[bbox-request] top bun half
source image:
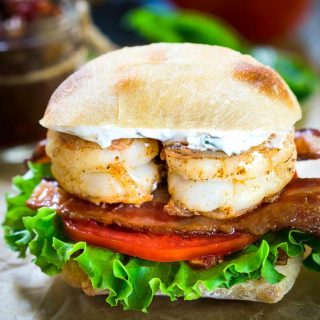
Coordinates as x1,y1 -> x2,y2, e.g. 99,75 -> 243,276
40,43 -> 301,132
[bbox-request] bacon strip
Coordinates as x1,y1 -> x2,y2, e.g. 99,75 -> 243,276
295,129 -> 320,160
28,140 -> 50,164
27,178 -> 320,238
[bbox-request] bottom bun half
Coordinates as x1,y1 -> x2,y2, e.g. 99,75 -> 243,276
61,256 -> 302,304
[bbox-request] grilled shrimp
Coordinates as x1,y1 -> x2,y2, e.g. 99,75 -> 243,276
46,131 -> 160,205
165,134 -> 295,181
165,133 -> 297,218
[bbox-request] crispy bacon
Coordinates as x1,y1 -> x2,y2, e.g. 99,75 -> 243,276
295,129 -> 320,160
28,140 -> 50,164
27,178 -> 320,238
188,255 -> 224,269
26,129 -> 320,240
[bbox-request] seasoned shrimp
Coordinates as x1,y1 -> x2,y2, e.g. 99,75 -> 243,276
165,133 -> 297,218
46,131 -> 160,205
165,133 -> 295,181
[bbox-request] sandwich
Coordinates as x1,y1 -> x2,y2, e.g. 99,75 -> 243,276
3,43 -> 320,312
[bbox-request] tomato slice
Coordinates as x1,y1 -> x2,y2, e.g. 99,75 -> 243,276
63,218 -> 258,262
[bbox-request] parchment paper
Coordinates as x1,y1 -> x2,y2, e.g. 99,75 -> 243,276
0,94 -> 320,320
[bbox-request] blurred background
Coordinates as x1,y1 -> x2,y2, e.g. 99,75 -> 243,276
0,0 -> 319,163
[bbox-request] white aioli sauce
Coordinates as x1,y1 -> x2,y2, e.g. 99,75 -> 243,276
50,125 -> 289,156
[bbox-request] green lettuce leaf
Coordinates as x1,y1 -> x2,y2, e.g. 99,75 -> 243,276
2,163 -> 320,311
250,47 -> 319,101
3,162 -> 52,257
125,8 -> 247,52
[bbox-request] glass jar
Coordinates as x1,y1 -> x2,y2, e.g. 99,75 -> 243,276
0,0 -> 87,147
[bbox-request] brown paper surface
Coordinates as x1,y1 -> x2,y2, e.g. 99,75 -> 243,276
1,94 -> 320,320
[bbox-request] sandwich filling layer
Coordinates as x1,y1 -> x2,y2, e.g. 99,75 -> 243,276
3,136 -> 320,311
49,125 -> 289,156
46,130 -> 296,219
46,131 -> 160,205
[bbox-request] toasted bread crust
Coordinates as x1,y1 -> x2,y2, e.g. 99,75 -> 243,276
41,43 -> 301,133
